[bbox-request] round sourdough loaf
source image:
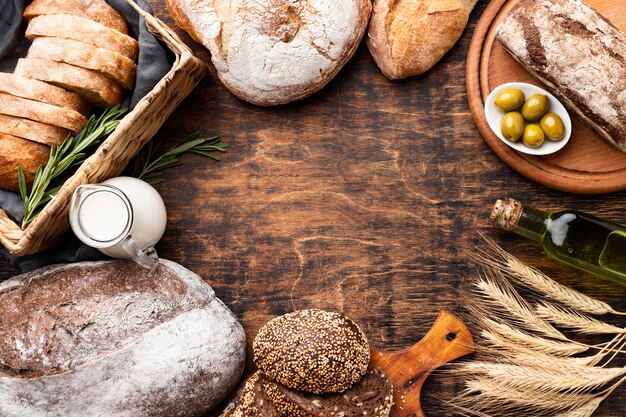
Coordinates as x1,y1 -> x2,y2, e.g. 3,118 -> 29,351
0,260 -> 246,417
166,0 -> 372,105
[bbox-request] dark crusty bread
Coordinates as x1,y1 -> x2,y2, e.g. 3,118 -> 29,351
0,134 -> 49,192
262,367 -> 394,417
28,37 -> 137,90
15,58 -> 123,108
496,0 -> 626,152
26,14 -> 139,62
220,372 -> 282,417
0,92 -> 87,133
253,309 -> 370,394
0,260 -> 246,417
0,114 -> 69,146
24,0 -> 129,34
0,73 -> 91,116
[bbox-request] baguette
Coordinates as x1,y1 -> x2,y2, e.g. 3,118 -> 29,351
28,37 -> 136,90
15,58 -> 123,108
0,73 -> 91,116
26,14 -> 139,62
0,114 -> 69,146
496,0 -> 626,152
0,134 -> 49,192
0,92 -> 87,132
24,0 -> 128,35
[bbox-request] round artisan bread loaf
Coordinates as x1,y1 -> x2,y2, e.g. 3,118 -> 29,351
367,0 -> 477,79
0,260 -> 246,417
166,0 -> 372,105
253,309 -> 370,394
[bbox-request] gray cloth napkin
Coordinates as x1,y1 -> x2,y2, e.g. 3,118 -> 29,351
0,0 -> 172,273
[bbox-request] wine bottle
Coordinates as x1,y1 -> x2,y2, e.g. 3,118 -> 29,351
490,198 -> 626,284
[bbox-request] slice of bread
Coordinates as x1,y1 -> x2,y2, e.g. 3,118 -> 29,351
24,0 -> 128,35
28,37 -> 136,90
15,58 -> 123,108
0,134 -> 50,192
26,14 -> 139,62
0,73 -> 91,116
0,92 -> 87,133
0,114 -> 69,146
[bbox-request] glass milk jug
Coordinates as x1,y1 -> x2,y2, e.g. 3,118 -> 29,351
69,177 -> 167,270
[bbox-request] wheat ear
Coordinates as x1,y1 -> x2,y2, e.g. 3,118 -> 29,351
551,398 -> 603,417
472,234 -> 626,315
475,272 -> 565,340
536,303 -> 626,335
459,362 -> 626,394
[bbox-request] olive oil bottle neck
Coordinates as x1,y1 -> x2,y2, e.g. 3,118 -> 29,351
490,198 -> 548,243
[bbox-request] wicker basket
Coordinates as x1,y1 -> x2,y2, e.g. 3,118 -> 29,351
0,0 -> 207,256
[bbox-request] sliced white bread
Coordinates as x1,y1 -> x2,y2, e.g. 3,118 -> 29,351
0,73 -> 91,116
15,58 -> 123,108
0,114 -> 69,146
0,134 -> 50,192
27,37 -> 136,90
24,0 -> 128,35
26,14 -> 139,62
0,92 -> 87,133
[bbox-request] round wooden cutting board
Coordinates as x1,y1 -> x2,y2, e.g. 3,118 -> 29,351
467,0 -> 626,194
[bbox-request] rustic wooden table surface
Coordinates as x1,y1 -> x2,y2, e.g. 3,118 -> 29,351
2,1 -> 626,415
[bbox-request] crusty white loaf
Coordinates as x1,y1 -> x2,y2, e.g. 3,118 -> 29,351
166,0 -> 372,106
367,0 -> 476,79
0,260 -> 246,417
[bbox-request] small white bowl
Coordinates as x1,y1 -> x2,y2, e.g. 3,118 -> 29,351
484,82 -> 572,156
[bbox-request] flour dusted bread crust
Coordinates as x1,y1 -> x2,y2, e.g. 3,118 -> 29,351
24,0 -> 129,34
0,134 -> 50,192
28,37 -> 137,90
367,0 -> 476,79
15,58 -> 123,108
26,14 -> 139,61
166,0 -> 372,105
0,260 -> 246,417
496,0 -> 626,153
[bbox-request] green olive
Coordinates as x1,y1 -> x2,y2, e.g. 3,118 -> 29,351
494,89 -> 526,112
523,124 -> 545,147
500,111 -> 524,142
521,94 -> 549,122
540,112 -> 565,141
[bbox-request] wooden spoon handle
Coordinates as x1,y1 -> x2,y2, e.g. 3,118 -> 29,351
371,310 -> 474,417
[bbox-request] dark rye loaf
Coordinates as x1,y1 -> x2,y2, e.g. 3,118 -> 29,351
0,260 -> 246,417
496,0 -> 626,152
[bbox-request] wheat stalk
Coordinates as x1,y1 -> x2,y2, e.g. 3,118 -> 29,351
459,362 -> 626,394
460,378 -> 595,413
536,303 -> 626,335
471,234 -> 625,315
475,272 -> 565,340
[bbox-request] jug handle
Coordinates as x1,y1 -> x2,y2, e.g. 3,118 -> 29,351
121,236 -> 160,272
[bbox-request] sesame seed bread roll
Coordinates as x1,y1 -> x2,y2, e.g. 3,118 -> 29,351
253,309 -> 370,394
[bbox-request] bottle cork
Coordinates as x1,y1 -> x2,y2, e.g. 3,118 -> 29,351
490,198 -> 523,231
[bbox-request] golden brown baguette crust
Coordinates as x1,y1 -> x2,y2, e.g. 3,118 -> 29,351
0,92 -> 87,133
27,38 -> 137,90
26,14 -> 139,62
0,134 -> 50,192
367,0 -> 476,79
15,58 -> 123,108
24,0 -> 128,34
0,73 -> 92,117
0,115 -> 69,146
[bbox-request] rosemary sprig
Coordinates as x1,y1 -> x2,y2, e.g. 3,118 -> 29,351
18,105 -> 127,228
131,131 -> 228,186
